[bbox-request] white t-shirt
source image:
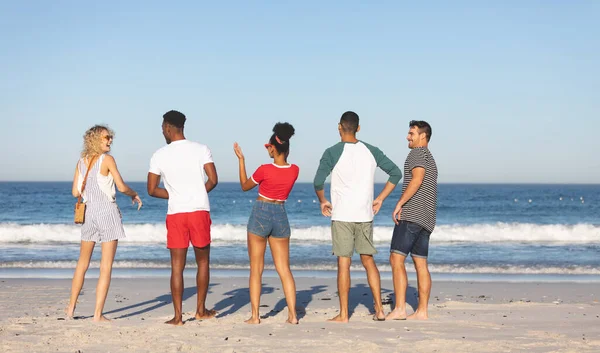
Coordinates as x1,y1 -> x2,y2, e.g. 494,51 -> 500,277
313,141 -> 401,222
149,140 -> 214,215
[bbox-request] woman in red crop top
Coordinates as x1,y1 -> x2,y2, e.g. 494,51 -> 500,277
233,122 -> 299,325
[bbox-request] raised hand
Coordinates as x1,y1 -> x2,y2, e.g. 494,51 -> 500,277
233,142 -> 245,160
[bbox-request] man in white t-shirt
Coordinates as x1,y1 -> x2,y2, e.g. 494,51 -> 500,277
147,110 -> 218,326
313,111 -> 402,323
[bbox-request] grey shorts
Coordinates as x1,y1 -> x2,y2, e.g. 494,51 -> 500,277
331,221 -> 377,257
81,203 -> 126,243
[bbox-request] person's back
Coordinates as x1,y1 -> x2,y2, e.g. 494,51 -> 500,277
150,140 -> 213,215
147,110 -> 218,326
313,111 -> 401,323
78,154 -> 116,206
321,140 -> 396,222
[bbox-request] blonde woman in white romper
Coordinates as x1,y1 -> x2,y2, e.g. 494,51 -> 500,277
67,125 -> 142,322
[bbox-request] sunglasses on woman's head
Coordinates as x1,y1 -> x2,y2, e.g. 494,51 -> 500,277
103,135 -> 114,141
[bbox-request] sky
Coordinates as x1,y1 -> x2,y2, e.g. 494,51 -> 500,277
0,1 -> 598,183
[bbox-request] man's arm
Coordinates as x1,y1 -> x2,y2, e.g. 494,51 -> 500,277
365,143 -> 402,214
314,148 -> 335,217
315,188 -> 332,217
204,162 -> 218,193
147,172 -> 169,199
392,167 -> 425,224
373,181 -> 397,215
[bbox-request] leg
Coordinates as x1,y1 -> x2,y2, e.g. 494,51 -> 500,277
269,236 -> 297,324
93,240 -> 118,322
193,245 -> 216,319
360,254 -> 385,320
66,241 -> 95,317
166,248 -> 188,325
408,256 -> 431,320
246,233 -> 267,324
328,256 -> 351,323
386,252 -> 408,320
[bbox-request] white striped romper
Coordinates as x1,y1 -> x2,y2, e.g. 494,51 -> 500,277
78,154 -> 126,242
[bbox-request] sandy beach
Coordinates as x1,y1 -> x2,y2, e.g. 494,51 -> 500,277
1,276 -> 599,352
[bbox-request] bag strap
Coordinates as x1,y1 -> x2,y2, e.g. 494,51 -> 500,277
77,155 -> 98,204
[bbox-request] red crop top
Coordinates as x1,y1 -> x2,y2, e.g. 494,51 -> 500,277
251,163 -> 299,201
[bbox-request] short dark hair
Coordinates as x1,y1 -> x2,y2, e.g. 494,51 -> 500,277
409,120 -> 432,141
340,111 -> 359,133
163,110 -> 186,129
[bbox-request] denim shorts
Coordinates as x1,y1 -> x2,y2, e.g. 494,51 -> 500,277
247,200 -> 291,238
390,221 -> 431,258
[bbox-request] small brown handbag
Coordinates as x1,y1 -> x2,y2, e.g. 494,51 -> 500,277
74,156 -> 97,224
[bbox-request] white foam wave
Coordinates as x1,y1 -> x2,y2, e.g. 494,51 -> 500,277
0,222 -> 598,244
2,261 -> 599,275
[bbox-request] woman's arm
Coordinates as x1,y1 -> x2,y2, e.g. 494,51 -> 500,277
72,162 -> 81,198
104,155 -> 143,209
233,143 -> 258,191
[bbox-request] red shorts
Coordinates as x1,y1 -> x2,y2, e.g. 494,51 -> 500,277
165,211 -> 211,249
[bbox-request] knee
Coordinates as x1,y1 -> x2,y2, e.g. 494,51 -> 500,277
99,262 -> 113,273
412,258 -> 429,271
196,258 -> 209,267
360,255 -> 374,267
337,257 -> 351,270
250,260 -> 264,273
390,254 -> 405,267
76,260 -> 91,271
274,263 -> 291,276
171,263 -> 186,274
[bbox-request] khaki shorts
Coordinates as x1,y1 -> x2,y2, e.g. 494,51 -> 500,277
331,221 -> 377,257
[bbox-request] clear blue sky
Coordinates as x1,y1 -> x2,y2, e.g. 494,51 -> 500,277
1,1 -> 598,183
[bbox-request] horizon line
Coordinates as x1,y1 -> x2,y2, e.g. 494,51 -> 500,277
1,181 -> 599,186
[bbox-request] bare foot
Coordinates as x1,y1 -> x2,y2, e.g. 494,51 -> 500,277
195,309 -> 217,320
92,315 -> 111,323
373,311 -> 386,321
286,317 -> 299,324
245,316 -> 260,324
385,308 -> 407,321
165,317 -> 184,326
327,314 -> 349,323
65,306 -> 75,319
407,310 -> 428,320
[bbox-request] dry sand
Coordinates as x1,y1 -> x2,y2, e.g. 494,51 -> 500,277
1,276 -> 599,352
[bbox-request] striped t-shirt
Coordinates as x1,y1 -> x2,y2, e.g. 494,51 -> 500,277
400,147 -> 438,232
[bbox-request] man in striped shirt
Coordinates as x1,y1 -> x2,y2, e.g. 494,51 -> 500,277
387,120 -> 438,321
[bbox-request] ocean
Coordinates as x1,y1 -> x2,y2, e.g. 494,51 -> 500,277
0,182 -> 599,282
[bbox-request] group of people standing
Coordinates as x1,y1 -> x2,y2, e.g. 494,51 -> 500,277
67,110 -> 438,326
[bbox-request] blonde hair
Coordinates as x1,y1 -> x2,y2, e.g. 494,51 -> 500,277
81,125 -> 115,158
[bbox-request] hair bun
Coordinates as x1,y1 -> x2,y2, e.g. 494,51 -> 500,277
273,122 -> 295,142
